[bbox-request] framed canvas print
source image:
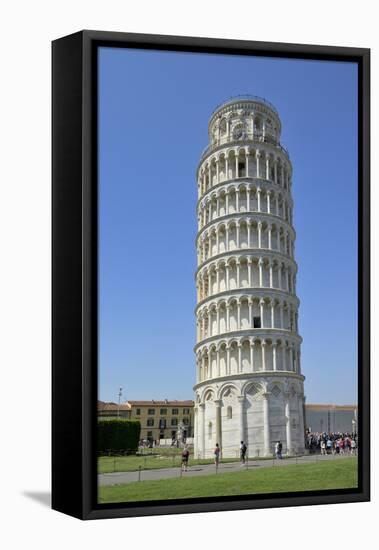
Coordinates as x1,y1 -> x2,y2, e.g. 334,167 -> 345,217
52,30 -> 370,520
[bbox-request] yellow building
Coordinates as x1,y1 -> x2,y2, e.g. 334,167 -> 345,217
127,400 -> 194,443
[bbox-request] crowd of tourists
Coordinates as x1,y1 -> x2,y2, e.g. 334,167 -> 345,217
306,431 -> 358,455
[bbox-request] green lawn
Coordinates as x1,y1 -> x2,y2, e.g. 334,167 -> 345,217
98,453 -> 242,473
98,457 -> 358,503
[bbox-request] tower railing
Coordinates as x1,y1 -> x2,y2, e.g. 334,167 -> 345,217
199,132 -> 290,163
210,95 -> 280,117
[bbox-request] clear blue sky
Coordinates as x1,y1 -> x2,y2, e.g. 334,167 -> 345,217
98,47 -> 358,405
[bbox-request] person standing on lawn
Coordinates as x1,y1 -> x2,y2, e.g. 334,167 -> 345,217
214,443 -> 221,467
181,445 -> 190,472
275,441 -> 283,459
240,441 -> 247,465
320,439 -> 326,455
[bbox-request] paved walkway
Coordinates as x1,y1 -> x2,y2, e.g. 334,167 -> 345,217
98,453 -> 352,486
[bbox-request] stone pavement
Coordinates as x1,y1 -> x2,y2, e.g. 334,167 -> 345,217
98,453 -> 352,486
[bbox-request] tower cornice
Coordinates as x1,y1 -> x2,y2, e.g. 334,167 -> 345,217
195,288 -> 300,313
196,178 -> 293,210
195,248 -> 298,276
193,371 -> 305,393
196,138 -> 291,179
195,211 -> 296,245
194,329 -> 303,352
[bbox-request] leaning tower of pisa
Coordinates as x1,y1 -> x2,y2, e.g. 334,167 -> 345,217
193,96 -> 306,459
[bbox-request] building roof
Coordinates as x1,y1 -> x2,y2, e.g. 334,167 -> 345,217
98,401 -> 355,411
127,400 -> 194,407
97,401 -> 131,411
305,404 -> 357,411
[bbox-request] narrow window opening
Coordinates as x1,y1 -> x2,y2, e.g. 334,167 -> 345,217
253,316 -> 261,328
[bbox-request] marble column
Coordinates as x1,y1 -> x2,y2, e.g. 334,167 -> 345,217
248,298 -> 253,326
194,407 -> 198,455
215,399 -> 222,451
260,299 -> 265,327
271,301 -> 275,328
256,151 -> 260,178
269,261 -> 273,287
248,259 -> 253,286
267,191 -> 271,214
199,403 -> 205,458
237,395 -> 245,444
289,345 -> 294,371
272,343 -> 277,371
282,343 -> 287,371
285,394 -> 292,455
261,340 -> 267,371
299,395 -> 306,450
263,392 -> 271,456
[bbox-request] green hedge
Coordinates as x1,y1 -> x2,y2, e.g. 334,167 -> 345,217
98,419 -> 141,453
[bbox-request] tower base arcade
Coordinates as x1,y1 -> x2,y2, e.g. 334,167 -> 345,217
194,374 -> 306,459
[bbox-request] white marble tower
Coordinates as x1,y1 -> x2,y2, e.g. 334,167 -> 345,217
193,96 -> 306,458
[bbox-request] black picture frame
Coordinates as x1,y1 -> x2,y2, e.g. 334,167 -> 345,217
52,30 -> 370,520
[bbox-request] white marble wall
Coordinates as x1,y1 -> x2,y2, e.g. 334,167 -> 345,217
194,377 -> 305,458
194,97 -> 305,459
